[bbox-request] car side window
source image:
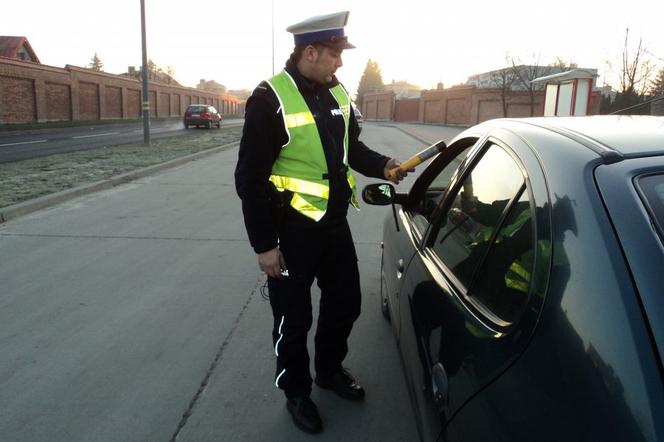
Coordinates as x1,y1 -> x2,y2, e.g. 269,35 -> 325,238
431,143 -> 534,322
637,174 -> 664,243
471,189 -> 534,323
411,147 -> 470,234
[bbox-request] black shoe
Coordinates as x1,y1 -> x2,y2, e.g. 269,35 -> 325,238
315,368 -> 365,401
286,396 -> 323,434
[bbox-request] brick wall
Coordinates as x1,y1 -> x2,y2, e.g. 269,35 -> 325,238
0,56 -> 245,124
79,81 -> 99,120
126,89 -> 141,118
0,75 -> 35,123
394,98 -> 419,122
419,86 -> 547,125
362,91 -> 395,120
171,93 -> 180,116
148,91 -> 157,118
45,82 -> 70,120
105,86 -> 122,118
422,98 -> 442,123
406,86 -> 602,126
365,85 -> 605,126
158,92 -> 169,116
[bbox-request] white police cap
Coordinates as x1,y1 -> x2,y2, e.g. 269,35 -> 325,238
286,11 -> 356,49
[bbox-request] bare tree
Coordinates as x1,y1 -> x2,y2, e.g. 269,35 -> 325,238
619,28 -> 654,96
509,54 -> 555,116
488,68 -> 516,117
608,28 -> 656,114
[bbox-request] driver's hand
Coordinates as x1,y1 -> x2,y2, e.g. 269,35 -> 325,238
384,158 -> 413,184
258,247 -> 287,278
448,208 -> 468,226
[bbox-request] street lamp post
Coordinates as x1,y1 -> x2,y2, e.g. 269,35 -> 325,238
140,0 -> 150,146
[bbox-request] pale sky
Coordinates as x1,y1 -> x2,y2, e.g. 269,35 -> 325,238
3,0 -> 663,97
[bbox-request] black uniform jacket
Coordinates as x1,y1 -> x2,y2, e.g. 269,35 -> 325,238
235,62 -> 390,254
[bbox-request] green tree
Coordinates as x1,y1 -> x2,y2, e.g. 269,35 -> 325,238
355,59 -> 385,109
166,66 -> 175,84
147,58 -> 159,80
88,53 -> 103,71
599,94 -> 614,114
650,67 -> 664,96
551,56 -> 578,70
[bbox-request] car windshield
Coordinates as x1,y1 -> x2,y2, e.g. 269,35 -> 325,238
637,173 -> 664,243
187,106 -> 207,113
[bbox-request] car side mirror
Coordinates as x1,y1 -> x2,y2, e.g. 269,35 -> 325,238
363,183 -> 402,232
362,183 -> 395,205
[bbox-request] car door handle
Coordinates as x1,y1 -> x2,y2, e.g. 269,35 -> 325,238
396,258 -> 404,278
431,362 -> 449,409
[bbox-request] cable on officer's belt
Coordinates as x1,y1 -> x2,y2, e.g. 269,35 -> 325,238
260,277 -> 270,300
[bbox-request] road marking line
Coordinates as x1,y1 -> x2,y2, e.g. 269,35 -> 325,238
0,139 -> 48,147
132,129 -> 175,133
72,132 -> 120,139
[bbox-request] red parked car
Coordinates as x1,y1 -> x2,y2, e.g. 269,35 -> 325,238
184,104 -> 221,129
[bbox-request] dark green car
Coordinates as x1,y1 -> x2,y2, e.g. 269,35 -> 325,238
364,116 -> 664,442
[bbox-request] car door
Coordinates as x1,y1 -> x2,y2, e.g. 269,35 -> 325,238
396,129 -> 552,441
382,137 -> 477,339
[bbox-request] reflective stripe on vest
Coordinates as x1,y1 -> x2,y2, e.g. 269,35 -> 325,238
269,175 -> 330,200
285,111 -> 315,129
265,70 -> 358,221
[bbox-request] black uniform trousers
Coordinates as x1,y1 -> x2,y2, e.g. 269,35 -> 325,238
267,211 -> 361,399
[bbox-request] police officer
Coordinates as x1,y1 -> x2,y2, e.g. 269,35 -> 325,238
235,11 -> 408,434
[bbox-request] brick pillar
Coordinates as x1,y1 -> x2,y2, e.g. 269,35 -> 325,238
121,87 -> 128,119
70,79 -> 80,121
154,87 -> 160,117
98,83 -> 106,119
34,78 -> 47,122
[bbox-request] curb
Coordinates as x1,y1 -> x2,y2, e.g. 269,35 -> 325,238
0,140 -> 240,224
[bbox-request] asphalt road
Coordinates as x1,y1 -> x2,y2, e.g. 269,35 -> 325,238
0,118 -> 244,163
0,123 -> 462,442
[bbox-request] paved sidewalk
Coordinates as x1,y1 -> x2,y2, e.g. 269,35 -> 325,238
0,124 -> 420,442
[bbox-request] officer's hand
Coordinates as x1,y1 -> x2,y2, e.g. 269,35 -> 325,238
384,158 -> 412,184
258,247 -> 287,279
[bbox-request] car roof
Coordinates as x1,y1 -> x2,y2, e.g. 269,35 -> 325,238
504,116 -> 664,161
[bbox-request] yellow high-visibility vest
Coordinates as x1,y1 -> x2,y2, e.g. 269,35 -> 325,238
266,70 -> 358,221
